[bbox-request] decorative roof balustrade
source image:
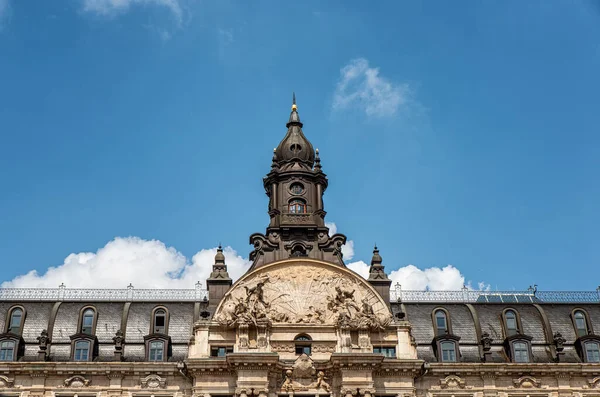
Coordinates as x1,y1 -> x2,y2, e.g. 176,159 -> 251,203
390,284 -> 600,304
0,283 -> 209,302
1,283 -> 598,304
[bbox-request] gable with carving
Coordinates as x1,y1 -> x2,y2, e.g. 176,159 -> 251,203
213,259 -> 392,330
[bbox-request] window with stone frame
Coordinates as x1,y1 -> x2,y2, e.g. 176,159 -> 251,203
210,346 -> 234,357
79,307 -> 97,335
295,334 -> 312,355
289,199 -> 307,214
373,346 -> 396,358
0,306 -> 26,362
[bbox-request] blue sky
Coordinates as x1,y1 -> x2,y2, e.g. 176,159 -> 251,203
0,0 -> 599,291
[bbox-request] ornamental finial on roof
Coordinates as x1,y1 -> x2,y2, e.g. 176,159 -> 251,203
292,92 -> 297,110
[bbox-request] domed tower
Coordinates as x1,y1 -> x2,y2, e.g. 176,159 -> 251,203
249,95 -> 347,269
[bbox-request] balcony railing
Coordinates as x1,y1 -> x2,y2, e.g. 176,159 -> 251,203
0,283 -> 208,302
389,284 -> 600,304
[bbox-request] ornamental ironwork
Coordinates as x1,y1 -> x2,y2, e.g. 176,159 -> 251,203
0,283 -> 208,302
390,284 -> 600,304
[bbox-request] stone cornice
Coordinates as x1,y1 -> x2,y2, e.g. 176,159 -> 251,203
331,353 -> 385,370
0,361 -> 182,375
426,362 -> 600,375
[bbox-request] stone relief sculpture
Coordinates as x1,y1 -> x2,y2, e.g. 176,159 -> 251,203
214,262 -> 391,330
280,354 -> 331,393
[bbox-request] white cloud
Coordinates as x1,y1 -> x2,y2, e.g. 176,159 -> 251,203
82,0 -> 183,25
326,222 -> 354,260
333,58 -> 409,117
1,237 -> 250,289
1,233 -> 481,292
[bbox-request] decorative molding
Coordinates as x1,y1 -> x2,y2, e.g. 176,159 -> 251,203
140,374 -> 167,389
588,376 -> 600,388
0,375 -> 15,388
63,375 -> 91,388
513,375 -> 541,388
440,375 -> 466,389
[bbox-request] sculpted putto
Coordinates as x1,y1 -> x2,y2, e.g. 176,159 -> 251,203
214,262 -> 391,330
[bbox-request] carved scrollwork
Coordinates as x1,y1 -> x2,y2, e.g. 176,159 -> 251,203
0,375 -> 15,388
140,374 -> 167,389
440,375 -> 466,389
63,375 -> 91,388
513,375 -> 541,388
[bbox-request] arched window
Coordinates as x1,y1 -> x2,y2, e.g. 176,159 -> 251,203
73,340 -> 91,361
504,309 -> 519,336
573,310 -> 590,337
7,307 -> 24,335
295,334 -> 312,355
153,308 -> 167,334
289,199 -> 307,214
80,308 -> 95,335
0,341 -> 15,361
434,309 -> 448,336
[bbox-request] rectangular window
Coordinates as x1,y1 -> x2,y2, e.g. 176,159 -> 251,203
74,340 -> 90,361
82,317 -> 93,335
295,345 -> 311,355
373,346 -> 396,358
513,341 -> 529,363
0,341 -> 15,361
211,346 -> 233,357
440,341 -> 456,362
585,342 -> 600,363
154,316 -> 165,334
149,341 -> 164,361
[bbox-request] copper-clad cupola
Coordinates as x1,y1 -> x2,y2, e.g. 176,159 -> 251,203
274,93 -> 315,170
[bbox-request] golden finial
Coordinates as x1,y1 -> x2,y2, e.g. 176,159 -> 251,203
291,92 -> 297,110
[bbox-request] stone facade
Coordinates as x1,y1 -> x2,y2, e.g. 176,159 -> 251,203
1,98 -> 599,396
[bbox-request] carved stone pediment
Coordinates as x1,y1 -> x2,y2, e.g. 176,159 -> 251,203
63,375 -> 91,388
214,259 -> 392,330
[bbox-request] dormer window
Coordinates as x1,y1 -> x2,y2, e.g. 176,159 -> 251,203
7,308 -> 23,335
503,309 -> 520,336
513,341 -> 529,363
73,340 -> 91,361
434,309 -> 448,336
289,199 -> 307,214
572,309 -> 591,337
585,341 -> 600,363
153,308 -> 167,334
81,308 -> 95,335
0,341 -> 16,361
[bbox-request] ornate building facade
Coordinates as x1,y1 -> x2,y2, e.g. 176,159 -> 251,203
1,98 -> 600,397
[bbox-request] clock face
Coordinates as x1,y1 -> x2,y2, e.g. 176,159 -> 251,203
290,183 -> 304,195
